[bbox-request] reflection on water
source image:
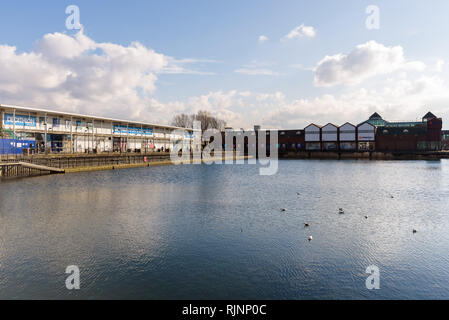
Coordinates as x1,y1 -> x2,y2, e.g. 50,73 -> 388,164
1,160 -> 449,299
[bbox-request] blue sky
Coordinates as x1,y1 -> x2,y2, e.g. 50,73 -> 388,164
1,1 -> 449,128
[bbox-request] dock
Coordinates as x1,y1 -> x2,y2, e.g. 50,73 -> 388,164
0,161 -> 65,178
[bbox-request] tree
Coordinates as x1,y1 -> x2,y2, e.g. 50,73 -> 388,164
171,113 -> 193,129
171,110 -> 226,132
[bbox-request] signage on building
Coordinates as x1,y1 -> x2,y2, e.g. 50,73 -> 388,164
4,114 -> 37,127
113,125 -> 153,136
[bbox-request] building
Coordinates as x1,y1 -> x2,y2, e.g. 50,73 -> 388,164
339,123 -> 357,151
357,122 -> 376,151
0,104 -> 196,154
442,130 -> 449,150
278,129 -> 305,152
304,124 -> 321,151
298,111 -> 442,154
321,123 -> 338,151
365,112 -> 442,152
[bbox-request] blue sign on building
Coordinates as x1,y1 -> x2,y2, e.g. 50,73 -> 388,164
113,125 -> 153,136
4,114 -> 37,127
0,139 -> 36,155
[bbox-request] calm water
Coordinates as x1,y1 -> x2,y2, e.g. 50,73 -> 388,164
1,160 -> 449,299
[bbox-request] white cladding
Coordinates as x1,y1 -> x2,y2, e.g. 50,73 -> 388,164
321,124 -> 338,141
339,123 -> 356,141
0,104 -> 194,153
357,122 -> 375,141
305,124 -> 321,142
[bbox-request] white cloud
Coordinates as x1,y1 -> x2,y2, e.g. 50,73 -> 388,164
258,35 -> 269,43
175,72 -> 449,129
234,61 -> 279,76
435,59 -> 445,72
282,24 -> 316,41
235,68 -> 279,76
0,30 -> 212,123
314,41 -> 426,87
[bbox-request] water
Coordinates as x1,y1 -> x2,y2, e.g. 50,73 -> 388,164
1,160 -> 449,299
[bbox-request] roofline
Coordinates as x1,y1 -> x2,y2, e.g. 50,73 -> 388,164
357,121 -> 376,128
322,122 -> 338,128
304,123 -> 322,129
0,103 -> 194,131
339,122 -> 356,128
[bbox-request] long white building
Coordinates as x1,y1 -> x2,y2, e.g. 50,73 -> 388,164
0,104 -> 196,154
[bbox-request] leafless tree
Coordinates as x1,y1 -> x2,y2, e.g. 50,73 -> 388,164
171,110 -> 226,132
171,113 -> 193,128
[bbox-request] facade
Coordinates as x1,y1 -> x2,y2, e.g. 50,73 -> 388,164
321,123 -> 338,151
0,104 -> 196,154
369,112 -> 442,152
278,130 -> 305,152
442,130 -> 449,150
339,123 -> 357,151
304,124 -> 321,151
357,122 -> 376,151
298,111 -> 442,153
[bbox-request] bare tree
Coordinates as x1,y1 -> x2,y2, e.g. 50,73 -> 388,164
171,110 -> 226,132
171,113 -> 193,128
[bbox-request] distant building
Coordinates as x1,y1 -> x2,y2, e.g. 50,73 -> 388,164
276,111 -> 443,154
0,104 -> 195,154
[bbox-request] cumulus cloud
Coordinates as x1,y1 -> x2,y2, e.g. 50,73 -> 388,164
282,24 -> 316,41
314,41 -> 426,87
177,72 -> 449,130
0,30 -> 212,123
258,35 -> 269,43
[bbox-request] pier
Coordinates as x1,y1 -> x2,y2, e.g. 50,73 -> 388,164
0,161 -> 64,178
0,152 -> 172,179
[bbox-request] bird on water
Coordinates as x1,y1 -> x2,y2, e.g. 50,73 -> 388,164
339,208 -> 345,214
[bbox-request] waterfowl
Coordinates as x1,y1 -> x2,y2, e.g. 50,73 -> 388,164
281,208 -> 287,212
308,236 -> 313,241
338,208 -> 345,214
413,229 -> 417,234
304,223 -> 310,227
365,216 -> 368,219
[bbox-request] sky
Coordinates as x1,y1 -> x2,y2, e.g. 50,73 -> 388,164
1,0 -> 449,129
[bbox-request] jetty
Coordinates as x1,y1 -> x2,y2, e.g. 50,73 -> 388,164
0,161 -> 65,178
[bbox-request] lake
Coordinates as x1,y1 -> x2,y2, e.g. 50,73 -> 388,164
1,160 -> 449,299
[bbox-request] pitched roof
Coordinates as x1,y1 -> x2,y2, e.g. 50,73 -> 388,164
422,111 -> 437,119
369,112 -> 383,120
